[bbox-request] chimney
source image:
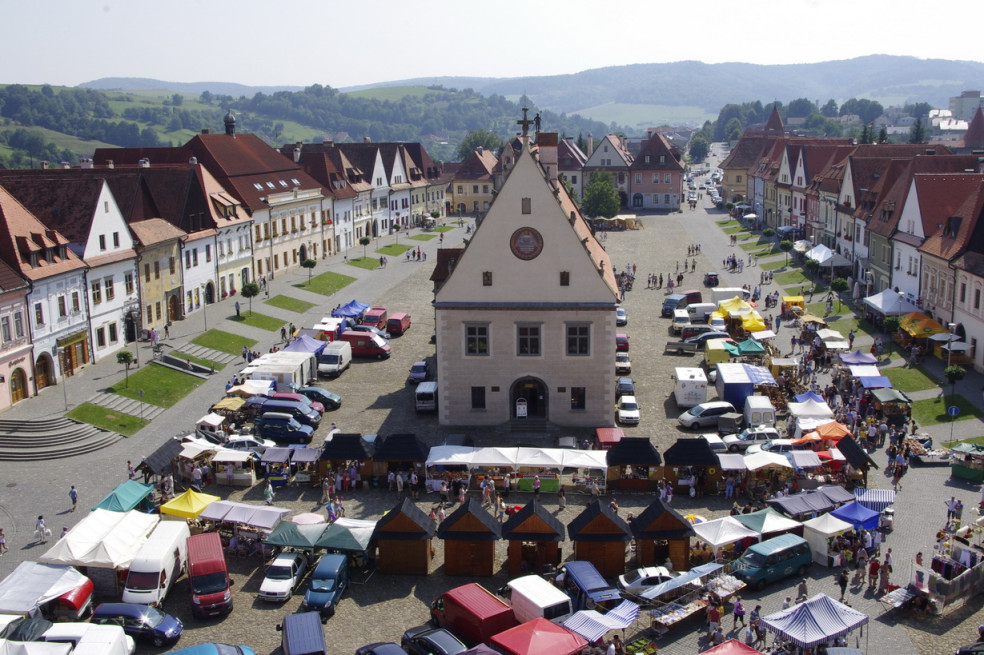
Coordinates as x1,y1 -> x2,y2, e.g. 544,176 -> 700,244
139,158 -> 150,168
189,156 -> 198,165
80,158 -> 93,169
61,162 -> 70,169
322,135 -> 333,145
477,146 -> 483,156
40,161 -> 48,169
106,160 -> 114,169
224,111 -> 236,137
293,147 -> 301,163
587,134 -> 594,157
363,136 -> 371,143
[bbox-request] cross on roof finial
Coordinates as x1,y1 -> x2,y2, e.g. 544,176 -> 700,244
517,107 -> 533,137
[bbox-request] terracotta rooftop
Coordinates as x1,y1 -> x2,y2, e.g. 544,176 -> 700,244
0,185 -> 86,281
630,131 -> 684,172
129,218 -> 186,248
963,107 -> 984,150
920,180 -> 984,261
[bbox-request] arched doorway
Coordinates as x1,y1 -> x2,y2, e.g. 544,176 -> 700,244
35,353 -> 55,389
240,267 -> 250,288
619,191 -> 628,207
124,312 -> 137,342
511,377 -> 547,419
204,282 -> 215,304
299,244 -> 308,263
168,295 -> 180,322
10,368 -> 27,403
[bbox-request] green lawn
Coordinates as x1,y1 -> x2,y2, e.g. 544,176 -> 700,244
294,271 -> 356,296
773,269 -> 813,287
433,226 -> 454,233
410,234 -> 437,241
174,351 -> 226,371
882,365 -> 940,392
947,436 -> 984,447
107,365 -> 206,408
67,402 -> 150,437
192,329 -> 257,356
736,233 -> 755,242
229,311 -> 283,331
760,260 -> 789,272
346,257 -> 380,271
265,295 -> 316,313
911,394 -> 984,427
717,220 -> 739,227
377,244 -> 412,256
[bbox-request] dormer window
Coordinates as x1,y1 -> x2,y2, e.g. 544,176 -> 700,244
29,253 -> 38,268
266,182 -> 275,189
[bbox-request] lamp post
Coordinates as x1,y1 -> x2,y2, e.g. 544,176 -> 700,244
201,283 -> 208,332
898,291 -> 905,336
55,346 -> 68,411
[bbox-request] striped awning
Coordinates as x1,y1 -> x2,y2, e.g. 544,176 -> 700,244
562,601 -> 638,643
854,488 -> 895,512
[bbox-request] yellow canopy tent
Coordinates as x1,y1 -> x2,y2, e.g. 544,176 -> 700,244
719,296 -> 753,315
741,311 -> 766,332
160,489 -> 220,519
800,314 -> 827,325
900,312 -> 946,337
782,296 -> 805,310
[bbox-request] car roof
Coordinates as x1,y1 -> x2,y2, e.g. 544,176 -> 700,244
272,552 -> 302,564
620,395 -> 637,403
94,603 -> 150,617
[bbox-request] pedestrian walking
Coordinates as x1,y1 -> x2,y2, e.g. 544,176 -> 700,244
60,527 -> 68,539
558,485 -> 566,510
533,475 -> 541,498
280,326 -> 287,342
164,323 -> 170,339
837,568 -> 849,601
733,597 -> 746,629
0,528 -> 8,554
127,460 -> 135,480
35,515 -> 49,544
69,485 -> 77,511
264,481 -> 275,505
234,301 -> 240,317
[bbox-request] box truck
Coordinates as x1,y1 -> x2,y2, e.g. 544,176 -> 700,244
430,583 -> 517,647
674,367 -> 708,408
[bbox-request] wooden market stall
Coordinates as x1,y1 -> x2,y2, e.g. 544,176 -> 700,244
135,438 -> 183,487
260,447 -> 294,487
662,438 -> 720,496
175,442 -> 215,487
290,447 -> 321,486
631,498 -> 694,572
319,433 -> 374,489
567,500 -> 631,577
436,497 -> 501,577
373,433 -> 431,491
501,499 -> 565,576
211,450 -> 257,487
950,442 -> 984,482
869,388 -> 912,427
606,438 -> 663,491
371,498 -> 436,575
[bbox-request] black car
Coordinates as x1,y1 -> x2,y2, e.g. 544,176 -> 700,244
957,643 -> 984,655
615,377 -> 636,398
91,602 -> 183,647
703,272 -> 719,287
356,644 -> 409,655
296,386 -> 342,411
401,625 -> 467,655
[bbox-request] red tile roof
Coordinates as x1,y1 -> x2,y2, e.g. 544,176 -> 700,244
919,179 -> 984,261
453,147 -> 498,181
0,185 -> 86,281
963,107 -> 984,150
629,131 -> 684,172
128,218 -> 186,248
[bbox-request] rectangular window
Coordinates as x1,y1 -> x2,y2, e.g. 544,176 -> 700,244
560,271 -> 570,286
35,303 -> 44,326
192,249 -> 198,266
146,305 -> 153,325
652,173 -> 659,184
566,324 -> 590,355
58,296 -> 67,317
472,185 -> 479,193
457,185 -> 463,194
109,323 -> 118,343
274,254 -> 280,269
664,173 -> 671,184
72,292 -> 80,313
664,194 -> 670,205
471,387 -> 486,410
571,387 -> 586,410
522,197 -> 532,214
976,289 -> 981,310
517,325 -> 540,356
14,312 -> 24,338
185,251 -> 192,269
125,273 -> 134,294
96,327 -> 106,348
155,302 -> 162,321
98,235 -> 106,251
205,245 -> 211,262
961,283 -> 967,303
113,232 -> 120,247
154,261 -> 160,280
465,324 -> 489,356
634,173 -> 641,184
91,280 -> 102,304
169,257 -> 175,274
144,263 -> 151,282
483,271 -> 493,286
104,277 -> 114,301
0,317 -> 10,342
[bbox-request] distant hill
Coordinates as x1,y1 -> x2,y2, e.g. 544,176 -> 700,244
80,77 -> 304,97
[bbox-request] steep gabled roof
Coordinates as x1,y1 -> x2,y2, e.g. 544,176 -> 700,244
285,144 -> 358,200
663,438 -> 717,467
720,134 -> 774,171
629,131 -> 684,172
453,147 -> 498,181
606,437 -> 662,466
567,500 -> 631,542
920,179 -> 984,261
0,172 -> 103,245
557,138 -> 587,171
429,247 -> 464,286
128,218 -> 186,248
372,497 -> 435,540
963,107 -> 984,150
584,134 -> 633,167
764,106 -> 785,133
911,173 -> 984,242
0,185 -> 86,281
319,433 -> 372,461
373,433 -> 430,462
631,499 -> 695,540
436,497 -> 501,541
501,499 -> 565,542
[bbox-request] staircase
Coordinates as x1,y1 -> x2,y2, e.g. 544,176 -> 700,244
0,417 -> 124,461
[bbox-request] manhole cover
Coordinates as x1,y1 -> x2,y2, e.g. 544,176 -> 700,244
6,483 -> 15,488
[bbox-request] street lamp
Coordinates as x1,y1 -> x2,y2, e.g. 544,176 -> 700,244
54,346 -> 68,411
201,283 -> 208,332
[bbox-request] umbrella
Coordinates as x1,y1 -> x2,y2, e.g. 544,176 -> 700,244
685,514 -> 708,524
800,313 -> 826,325
290,513 -> 327,525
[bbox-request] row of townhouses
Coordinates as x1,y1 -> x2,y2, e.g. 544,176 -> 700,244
719,107 -> 984,372
0,113 -> 447,411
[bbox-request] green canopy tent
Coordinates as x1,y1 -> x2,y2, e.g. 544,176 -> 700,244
92,480 -> 155,512
732,507 -> 803,540
723,339 -> 765,357
316,518 -> 376,553
264,522 -> 327,551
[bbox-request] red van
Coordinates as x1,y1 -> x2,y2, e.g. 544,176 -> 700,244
362,306 -> 388,329
386,312 -> 411,336
339,330 -> 392,359
430,583 -> 517,647
187,532 -> 233,618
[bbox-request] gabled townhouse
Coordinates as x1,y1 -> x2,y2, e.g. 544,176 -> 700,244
0,186 -> 88,392
400,143 -> 447,224
557,137 -> 588,200
850,158 -> 910,291
582,134 -> 633,206
719,130 -> 778,206
792,143 -> 854,241
335,142 -> 393,235
0,171 -> 139,362
449,146 -> 498,215
376,143 -> 413,230
805,157 -> 850,250
628,130 -> 685,211
0,258 -> 32,410
130,219 -> 186,335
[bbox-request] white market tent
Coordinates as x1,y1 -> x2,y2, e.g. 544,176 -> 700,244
691,516 -> 759,548
788,399 -> 834,419
789,451 -> 823,469
863,289 -> 919,316
816,329 -> 844,341
425,446 -> 607,472
848,365 -> 881,378
198,500 -> 290,530
761,593 -> 868,648
40,509 -> 158,570
0,641 -> 72,655
791,417 -> 835,439
806,244 -> 852,268
751,330 -> 777,341
0,562 -> 89,617
716,453 -> 747,471
744,451 -> 793,471
802,513 -> 854,566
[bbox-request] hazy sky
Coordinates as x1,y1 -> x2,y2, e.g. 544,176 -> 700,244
5,0 -> 982,88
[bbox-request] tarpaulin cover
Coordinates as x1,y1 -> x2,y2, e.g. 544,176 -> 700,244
562,600 -> 640,641
751,330 -> 776,341
853,489 -> 896,512
91,480 -> 154,512
860,376 -> 891,389
638,562 -> 723,600
768,493 -> 833,517
848,365 -> 880,378
716,453 -> 747,471
794,391 -> 824,402
490,617 -> 588,655
264,522 -> 328,550
761,593 -> 868,648
331,299 -> 369,319
744,451 -> 792,471
733,509 -> 801,536
0,562 -> 89,617
863,289 -> 918,316
789,451 -> 822,468
283,334 -> 326,356
831,502 -> 880,530
316,518 -> 377,552
788,399 -> 834,419
160,489 -> 220,519
703,639 -> 766,655
692,517 -> 759,548
839,350 -> 878,365
40,509 -> 159,569
741,312 -> 766,332
900,312 -> 946,337
199,501 -> 290,530
802,513 -> 853,537
724,339 -> 765,356
816,486 -> 856,505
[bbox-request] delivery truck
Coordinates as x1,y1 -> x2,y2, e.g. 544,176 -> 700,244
674,367 -> 708,408
317,341 -> 352,378
430,583 -> 517,647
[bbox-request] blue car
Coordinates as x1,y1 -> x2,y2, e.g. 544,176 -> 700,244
169,645 -> 256,655
91,602 -> 183,647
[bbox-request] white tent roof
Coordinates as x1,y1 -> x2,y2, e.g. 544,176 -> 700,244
0,641 -> 72,655
744,451 -> 793,471
515,447 -> 565,468
0,562 -> 89,616
39,509 -> 159,569
716,453 -> 747,471
791,417 -> 835,439
806,244 -> 851,267
788,399 -> 834,419
425,445 -> 476,467
848,365 -> 880,378
789,450 -> 823,469
802,513 -> 853,537
210,450 -> 253,463
196,412 -> 225,428
816,329 -> 844,341
751,330 -> 777,341
425,446 -> 608,472
692,516 -> 760,547
863,289 -> 919,316
227,378 -> 274,397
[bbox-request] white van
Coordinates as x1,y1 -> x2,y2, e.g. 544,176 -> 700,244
713,287 -> 752,304
42,623 -> 135,655
505,575 -> 572,624
686,303 -> 717,323
671,309 -> 691,334
744,395 -> 776,427
415,381 -> 438,413
674,367 -> 708,408
122,521 -> 190,606
318,341 -> 352,378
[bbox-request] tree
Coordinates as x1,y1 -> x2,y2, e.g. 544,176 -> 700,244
882,315 -> 900,335
456,129 -> 503,160
171,93 -> 183,107
830,277 -> 849,311
859,124 -> 872,145
878,126 -> 889,144
725,117 -> 744,142
359,236 -> 371,258
116,351 -> 134,388
945,364 -> 967,407
908,118 -> 925,144
301,258 -> 316,282
821,99 -> 839,118
580,171 -> 620,218
762,227 -> 776,238
199,90 -> 213,105
804,258 -> 821,279
240,282 -> 260,315
778,239 -> 794,266
787,98 -> 817,118
689,134 -> 709,162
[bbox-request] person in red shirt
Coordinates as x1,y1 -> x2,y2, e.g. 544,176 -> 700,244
868,558 -> 881,588
706,602 -> 721,637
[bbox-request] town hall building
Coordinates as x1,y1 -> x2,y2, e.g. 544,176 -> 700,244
433,119 -> 620,429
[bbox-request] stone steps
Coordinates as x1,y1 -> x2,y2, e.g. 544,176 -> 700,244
0,417 -> 123,461
178,344 -> 239,365
88,391 -> 166,420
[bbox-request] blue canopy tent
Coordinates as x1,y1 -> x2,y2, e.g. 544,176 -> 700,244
332,300 -> 369,319
794,391 -> 825,403
283,334 -> 326,356
859,376 -> 892,389
839,350 -> 878,365
830,501 -> 879,530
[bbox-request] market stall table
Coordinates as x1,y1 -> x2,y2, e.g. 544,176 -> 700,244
606,438 -> 662,490
260,447 -> 294,487
211,450 -> 257,487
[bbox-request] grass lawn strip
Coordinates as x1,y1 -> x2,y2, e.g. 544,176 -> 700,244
948,436 -> 984,447
174,351 -> 226,371
192,329 -> 257,356
294,271 -> 356,296
760,260 -> 789,272
723,226 -> 747,234
229,311 -> 283,331
67,402 -> 149,437
377,244 -> 412,256
773,269 -> 813,287
108,365 -> 206,408
882,365 -> 940,392
346,257 -> 380,271
910,394 -> 984,427
409,234 -> 437,241
264,295 -> 315,313
433,226 -> 454,233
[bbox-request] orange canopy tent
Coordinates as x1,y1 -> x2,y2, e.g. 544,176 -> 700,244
899,312 -> 947,337
796,422 -> 853,445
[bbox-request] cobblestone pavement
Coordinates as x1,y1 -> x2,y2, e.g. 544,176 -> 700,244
1,148 -> 984,653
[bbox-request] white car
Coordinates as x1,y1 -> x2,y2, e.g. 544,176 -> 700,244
615,352 -> 632,375
618,566 -> 678,595
258,553 -> 308,602
723,426 -> 782,452
616,396 -> 640,425
223,435 -> 277,453
616,307 -> 628,326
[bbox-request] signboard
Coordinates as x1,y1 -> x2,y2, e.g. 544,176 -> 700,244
948,405 -> 960,418
515,398 -> 528,418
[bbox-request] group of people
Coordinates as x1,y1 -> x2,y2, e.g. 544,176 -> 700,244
386,468 -> 422,500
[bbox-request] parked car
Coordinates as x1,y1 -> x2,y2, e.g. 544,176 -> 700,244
615,377 -> 636,398
349,324 -> 390,340
615,333 -> 630,351
271,392 -> 325,415
296,386 -> 342,411
357,644 -> 409,655
617,567 -> 679,596
723,426 -> 782,452
684,331 -> 731,348
615,307 -> 628,326
169,646 -> 255,655
615,352 -> 632,375
616,396 -> 640,425
956,643 -> 984,655
703,272 -> 719,287
407,361 -> 430,384
678,401 -> 736,429
300,553 -> 349,619
258,553 -> 308,602
91,602 -> 183,648
223,435 -> 276,453
253,414 -> 314,445
401,625 -> 467,655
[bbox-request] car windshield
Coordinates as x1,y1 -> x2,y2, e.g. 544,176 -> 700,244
267,564 -> 293,580
741,551 -> 767,568
191,572 -> 228,595
140,607 -> 165,627
411,365 -> 426,374
622,569 -> 644,584
311,578 -> 336,592
620,401 -> 638,411
214,646 -> 244,655
125,571 -> 161,591
690,406 -> 705,416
